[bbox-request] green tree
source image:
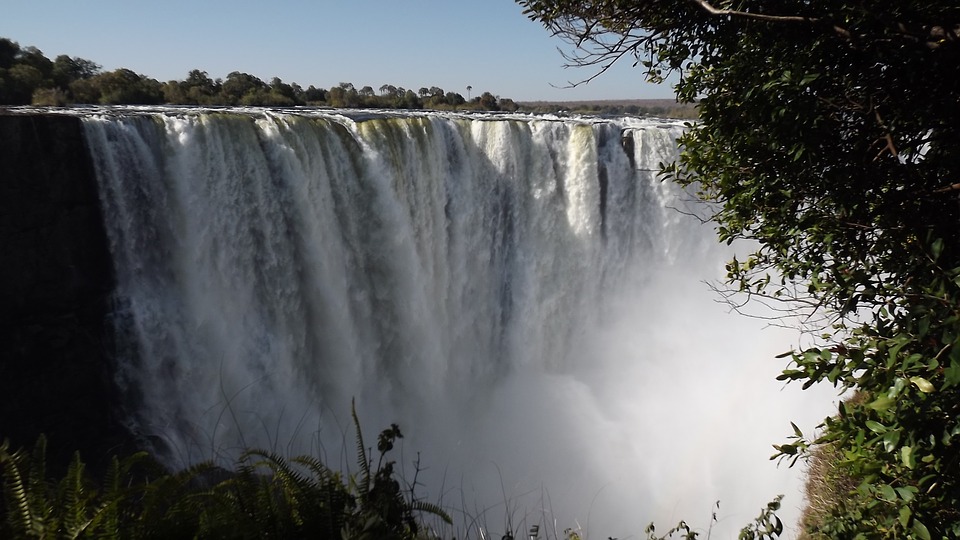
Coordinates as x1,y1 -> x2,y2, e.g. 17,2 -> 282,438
423,87 -> 447,108
1,64 -> 43,104
478,91 -> 499,110
326,85 -> 346,107
92,68 -> 163,104
15,46 -> 53,80
0,38 -> 19,69
220,71 -> 267,105
303,85 -> 326,103
331,82 -> 360,107
443,91 -> 465,106
519,1 -> 960,538
268,76 -> 300,105
69,76 -> 102,104
51,54 -> 101,89
181,69 -> 220,104
398,89 -> 422,109
0,42 -> 54,104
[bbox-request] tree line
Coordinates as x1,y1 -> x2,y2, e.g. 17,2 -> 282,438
0,37 -> 519,111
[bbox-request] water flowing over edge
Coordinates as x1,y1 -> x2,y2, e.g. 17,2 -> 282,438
69,106 -> 835,538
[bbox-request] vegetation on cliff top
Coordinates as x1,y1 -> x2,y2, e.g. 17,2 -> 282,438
0,36 -> 695,117
0,36 -> 519,112
520,0 -> 960,537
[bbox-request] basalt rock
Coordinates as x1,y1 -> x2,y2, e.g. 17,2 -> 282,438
0,112 -> 130,472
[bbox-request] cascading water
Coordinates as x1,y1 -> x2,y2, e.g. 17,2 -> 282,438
79,107 -> 835,538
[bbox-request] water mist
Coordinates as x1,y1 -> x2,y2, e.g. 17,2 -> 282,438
81,107 -> 837,539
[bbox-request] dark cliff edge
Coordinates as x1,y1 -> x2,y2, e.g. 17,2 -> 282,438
0,112 -> 132,471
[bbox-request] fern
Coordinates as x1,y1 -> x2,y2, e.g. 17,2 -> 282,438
132,458 -> 218,539
351,399 -> 371,500
210,458 -> 288,538
291,454 -> 355,538
26,435 -> 54,536
243,449 -> 311,527
85,454 -> 124,540
410,500 -> 453,525
2,413 -> 448,540
57,451 -> 93,539
1,439 -> 34,537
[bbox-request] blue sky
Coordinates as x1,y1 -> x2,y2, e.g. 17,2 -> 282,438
2,0 -> 676,102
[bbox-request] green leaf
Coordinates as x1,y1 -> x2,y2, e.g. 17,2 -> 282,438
868,394 -> 896,411
910,376 -> 935,393
901,446 -> 916,469
895,486 -> 916,503
943,358 -> 960,389
888,340 -> 908,368
775,443 -> 797,455
866,420 -> 888,434
931,238 -> 944,260
899,506 -> 911,528
878,483 -> 897,502
913,519 -> 931,540
883,430 -> 901,452
891,377 -> 906,397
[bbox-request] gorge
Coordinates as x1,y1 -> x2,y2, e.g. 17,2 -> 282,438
1,107 -> 836,538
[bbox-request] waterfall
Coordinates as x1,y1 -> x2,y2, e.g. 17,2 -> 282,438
81,107 -> 834,538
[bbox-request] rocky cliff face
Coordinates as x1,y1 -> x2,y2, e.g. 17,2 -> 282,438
0,112 -> 130,470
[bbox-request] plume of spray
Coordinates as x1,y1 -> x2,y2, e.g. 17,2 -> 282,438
81,107 -> 839,539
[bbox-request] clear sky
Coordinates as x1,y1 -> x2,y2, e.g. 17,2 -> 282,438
1,0 -> 676,102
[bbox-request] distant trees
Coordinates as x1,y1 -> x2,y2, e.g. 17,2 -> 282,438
478,91 -> 498,110
220,71 -> 266,105
327,82 -> 359,108
302,85 -> 325,103
3,64 -> 45,104
0,38 -> 18,69
94,69 -> 163,105
0,36 -> 516,111
0,38 -> 104,105
52,55 -> 100,88
162,69 -> 221,105
441,91 -> 466,107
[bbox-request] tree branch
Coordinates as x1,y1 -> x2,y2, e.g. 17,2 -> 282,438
689,0 -> 814,24
688,0 -> 852,38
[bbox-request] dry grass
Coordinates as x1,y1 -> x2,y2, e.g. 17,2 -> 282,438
798,442 -> 859,539
797,392 -> 866,539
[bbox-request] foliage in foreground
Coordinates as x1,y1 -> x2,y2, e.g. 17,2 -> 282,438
0,429 -> 798,540
519,0 -> 960,538
0,405 -> 450,539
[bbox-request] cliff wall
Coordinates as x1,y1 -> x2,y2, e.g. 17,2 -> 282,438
0,113 -> 129,469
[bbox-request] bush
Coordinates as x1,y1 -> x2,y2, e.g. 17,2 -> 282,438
0,403 -> 450,539
31,87 -> 67,107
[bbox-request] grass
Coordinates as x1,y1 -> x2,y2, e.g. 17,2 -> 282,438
796,392 -> 865,540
